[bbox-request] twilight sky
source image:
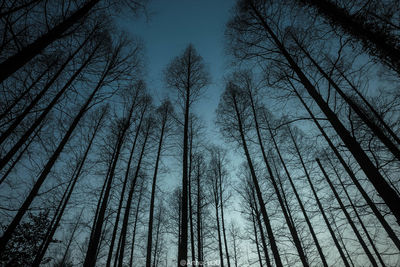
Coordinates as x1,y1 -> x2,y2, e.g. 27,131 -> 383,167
119,0 -> 237,132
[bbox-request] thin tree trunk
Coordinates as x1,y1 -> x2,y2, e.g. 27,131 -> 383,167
218,161 -> 231,267
334,64 -> 400,146
32,116 -> 100,266
248,90 -> 309,267
251,188 -> 272,267
178,51 -> 191,267
327,156 -> 387,267
282,127 -> 329,267
251,211 -> 264,267
0,121 -> 44,185
290,136 -> 351,267
60,208 -> 84,266
188,122 -> 196,263
0,58 -> 57,122
316,158 -> 378,267
0,0 -> 100,83
83,115 -> 130,266
231,91 -> 283,267
106,101 -> 146,267
145,105 -> 168,267
196,156 -> 203,264
214,179 -> 225,267
117,121 -> 151,267
249,3 -> 400,223
128,177 -> 145,267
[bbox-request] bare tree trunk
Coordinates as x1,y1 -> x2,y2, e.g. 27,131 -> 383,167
334,65 -> 400,146
214,176 -> 225,267
107,101 -> 146,267
231,91 -> 283,267
251,211 -> 264,267
145,102 -> 169,267
0,58 -> 57,122
316,158 -> 378,267
251,188 -> 272,267
128,177 -> 145,267
188,121 -> 196,263
178,56 -> 190,267
196,155 -> 203,264
117,120 -> 151,267
282,127 -> 329,267
248,89 -> 309,267
0,0 -> 100,83
249,3 -> 400,223
327,157 -> 387,267
290,134 -> 351,267
218,162 -> 231,267
60,208 -> 84,266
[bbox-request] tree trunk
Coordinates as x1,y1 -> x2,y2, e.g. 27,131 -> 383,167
248,90 -> 309,267
328,156 -> 387,267
251,211 -> 264,267
290,135 -> 351,267
251,188 -> 272,267
0,31 -> 94,150
32,107 -> 104,266
128,177 -> 145,267
117,120 -> 151,267
0,0 -> 100,83
214,178 -> 225,267
218,161 -> 231,267
178,52 -> 191,267
107,101 -> 146,267
316,158 -> 378,267
231,91 -> 283,267
145,105 -> 168,267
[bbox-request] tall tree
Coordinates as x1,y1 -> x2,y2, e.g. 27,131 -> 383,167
217,84 -> 283,267
164,44 -> 209,266
145,100 -> 173,267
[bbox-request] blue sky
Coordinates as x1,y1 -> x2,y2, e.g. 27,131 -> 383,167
119,0 -> 237,131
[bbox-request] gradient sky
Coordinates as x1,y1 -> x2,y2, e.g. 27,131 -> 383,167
119,0 -> 237,132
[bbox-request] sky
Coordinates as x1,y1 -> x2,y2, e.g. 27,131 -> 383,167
118,0 -> 237,132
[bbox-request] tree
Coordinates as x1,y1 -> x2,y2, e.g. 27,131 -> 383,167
164,44 -> 209,266
216,83 -> 283,267
145,100 -> 173,267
